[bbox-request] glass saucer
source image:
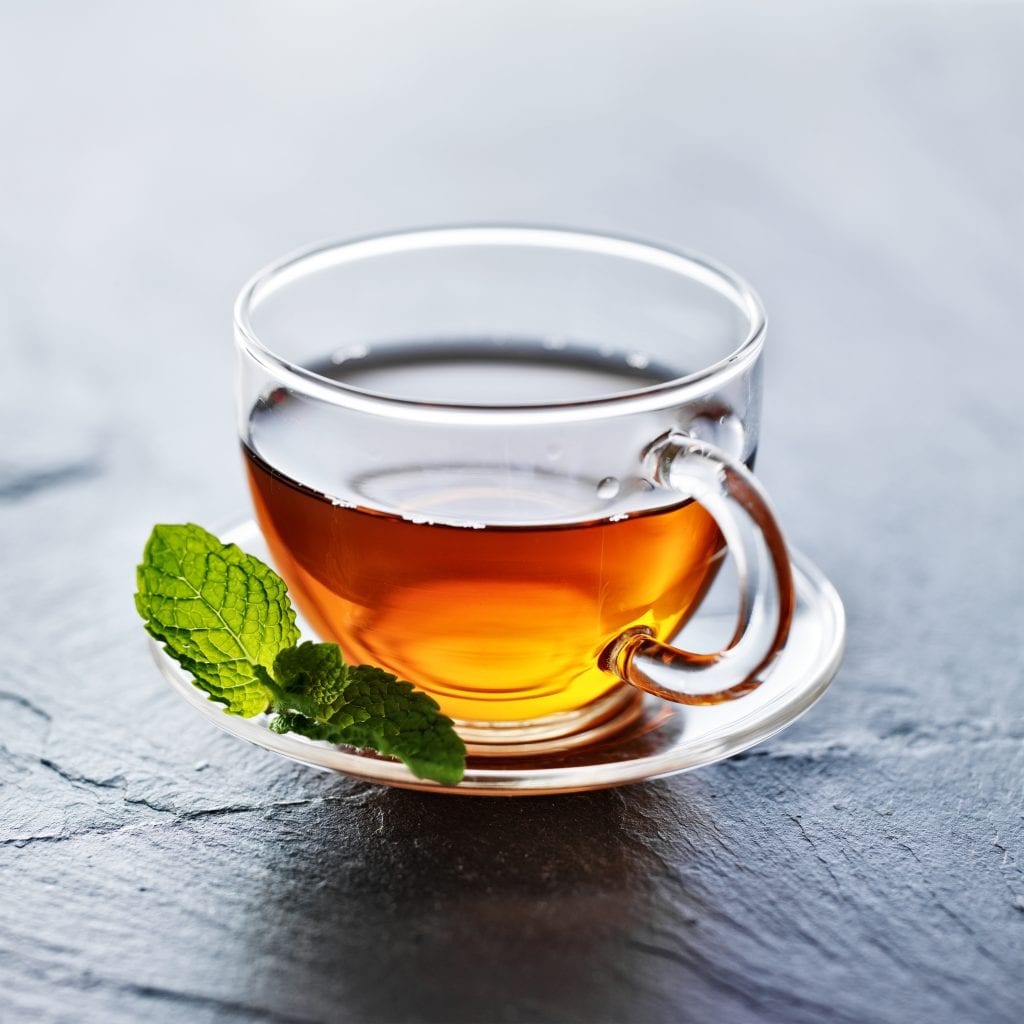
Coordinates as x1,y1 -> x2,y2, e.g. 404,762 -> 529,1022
150,519 -> 845,796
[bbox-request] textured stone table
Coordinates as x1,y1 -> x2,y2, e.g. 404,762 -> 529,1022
2,3 -> 1022,1022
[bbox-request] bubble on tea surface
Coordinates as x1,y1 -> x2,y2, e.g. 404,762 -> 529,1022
626,351 -> 650,370
597,477 -> 620,499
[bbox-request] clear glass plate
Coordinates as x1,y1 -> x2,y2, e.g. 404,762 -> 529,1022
150,519 -> 845,796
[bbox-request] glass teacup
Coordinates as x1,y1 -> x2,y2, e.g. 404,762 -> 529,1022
234,227 -> 793,746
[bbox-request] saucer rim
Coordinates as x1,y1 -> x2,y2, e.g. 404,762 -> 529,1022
149,519 -> 845,796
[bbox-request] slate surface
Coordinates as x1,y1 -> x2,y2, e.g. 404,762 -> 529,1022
2,3 -> 1022,1022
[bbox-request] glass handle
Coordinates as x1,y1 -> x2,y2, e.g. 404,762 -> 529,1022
600,431 -> 796,705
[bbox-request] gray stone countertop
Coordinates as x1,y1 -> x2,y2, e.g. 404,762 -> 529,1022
2,3 -> 1022,1022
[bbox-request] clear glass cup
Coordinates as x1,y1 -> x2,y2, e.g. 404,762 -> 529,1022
234,227 -> 794,747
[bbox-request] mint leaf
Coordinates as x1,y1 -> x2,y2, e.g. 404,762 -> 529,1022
137,524 -> 466,784
336,664 -> 466,786
136,523 -> 298,715
267,643 -> 466,785
269,642 -> 355,728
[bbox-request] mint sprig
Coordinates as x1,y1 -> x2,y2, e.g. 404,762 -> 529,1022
136,523 -> 466,785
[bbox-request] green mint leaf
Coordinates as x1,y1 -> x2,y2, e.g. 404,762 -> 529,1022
135,523 -> 299,716
269,642 -> 355,728
268,654 -> 466,785
137,523 -> 466,784
331,664 -> 466,786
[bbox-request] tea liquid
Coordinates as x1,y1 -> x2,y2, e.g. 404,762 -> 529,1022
245,450 -> 724,723
244,341 -> 730,722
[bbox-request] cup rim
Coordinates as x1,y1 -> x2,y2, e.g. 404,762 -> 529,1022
233,225 -> 766,424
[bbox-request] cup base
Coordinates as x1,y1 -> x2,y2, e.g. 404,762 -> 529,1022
454,683 -> 645,757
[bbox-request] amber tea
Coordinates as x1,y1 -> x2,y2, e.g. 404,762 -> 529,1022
242,340 -> 733,723
246,446 -> 725,722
